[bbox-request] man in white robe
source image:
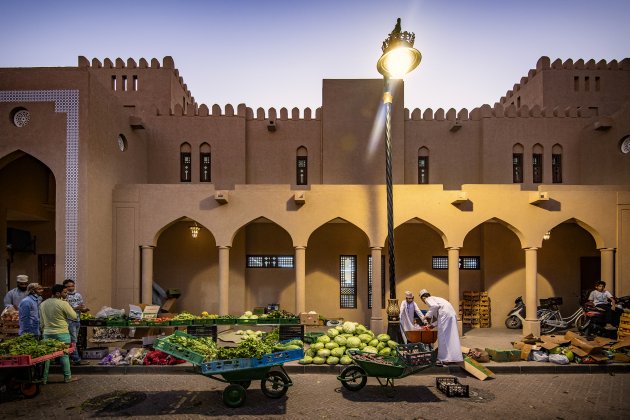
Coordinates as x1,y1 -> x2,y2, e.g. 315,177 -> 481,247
419,289 -> 463,363
399,291 -> 424,343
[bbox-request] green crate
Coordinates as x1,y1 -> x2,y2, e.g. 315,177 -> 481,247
107,320 -> 128,326
169,320 -> 193,326
197,318 -> 216,325
256,318 -> 281,325
128,320 -> 149,327
154,331 -> 206,365
236,318 -> 258,325
215,317 -> 236,325
280,317 -> 300,324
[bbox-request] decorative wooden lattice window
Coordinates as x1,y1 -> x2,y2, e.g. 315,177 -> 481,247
340,256 -> 357,308
418,147 -> 429,184
552,144 -> 562,184
432,256 -> 481,270
368,255 -> 385,309
180,142 -> 192,182
532,144 -> 543,183
297,147 -> 308,185
200,142 -> 211,182
246,255 -> 294,268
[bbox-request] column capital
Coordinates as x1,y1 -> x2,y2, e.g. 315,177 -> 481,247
140,245 -> 155,249
370,246 -> 383,251
294,245 -> 306,250
218,245 -> 231,250
524,247 -> 539,251
598,248 -> 616,252
447,246 -> 461,251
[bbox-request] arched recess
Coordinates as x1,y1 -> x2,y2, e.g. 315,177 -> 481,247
417,147 -> 429,184
461,217 -> 525,322
296,146 -> 308,185
153,217 -> 217,315
0,150 -> 57,292
538,218 -> 600,310
180,142 -> 192,182
512,143 -> 524,183
307,218 -> 371,325
233,216 -> 295,315
393,217 -> 447,303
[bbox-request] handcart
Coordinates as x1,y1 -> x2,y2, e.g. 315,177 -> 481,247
155,331 -> 303,408
337,329 -> 437,394
0,344 -> 74,399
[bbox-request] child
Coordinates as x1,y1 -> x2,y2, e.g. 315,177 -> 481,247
587,281 -> 616,329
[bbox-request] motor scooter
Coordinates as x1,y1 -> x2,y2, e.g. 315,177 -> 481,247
505,296 -> 526,329
579,295 -> 630,338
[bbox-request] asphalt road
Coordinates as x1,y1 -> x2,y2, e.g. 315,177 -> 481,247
0,370 -> 627,419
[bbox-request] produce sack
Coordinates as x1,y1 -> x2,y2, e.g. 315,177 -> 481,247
529,350 -> 549,362
467,348 -> 490,363
96,306 -> 125,319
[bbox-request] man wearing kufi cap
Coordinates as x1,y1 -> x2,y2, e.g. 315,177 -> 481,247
19,282 -> 44,337
399,291 -> 425,343
3,274 -> 30,310
419,289 -> 463,364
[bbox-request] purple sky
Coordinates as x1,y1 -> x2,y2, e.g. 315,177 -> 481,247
1,0 -> 628,113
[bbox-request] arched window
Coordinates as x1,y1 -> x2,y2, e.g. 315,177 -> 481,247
532,143 -> 543,183
418,147 -> 429,184
296,146 -> 308,185
200,143 -> 211,182
552,144 -> 562,184
180,142 -> 191,182
512,143 -> 524,183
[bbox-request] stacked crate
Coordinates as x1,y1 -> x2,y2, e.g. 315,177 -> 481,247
618,313 -> 630,340
459,291 -> 491,328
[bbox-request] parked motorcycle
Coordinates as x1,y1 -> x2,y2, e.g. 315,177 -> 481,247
505,296 -> 526,329
579,295 -> 630,338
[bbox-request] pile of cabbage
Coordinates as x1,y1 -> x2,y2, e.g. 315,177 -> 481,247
298,321 -> 398,365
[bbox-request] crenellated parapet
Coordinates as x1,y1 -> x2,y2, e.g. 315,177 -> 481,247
163,104 -> 321,120
499,56 -> 630,105
405,104 -> 594,122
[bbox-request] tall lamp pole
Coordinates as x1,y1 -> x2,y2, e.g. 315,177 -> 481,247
376,18 -> 421,338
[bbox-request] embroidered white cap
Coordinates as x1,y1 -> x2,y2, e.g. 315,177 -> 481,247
419,289 -> 430,298
404,291 -> 413,298
16,274 -> 29,283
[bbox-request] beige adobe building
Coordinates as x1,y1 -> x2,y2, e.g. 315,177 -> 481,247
1,55 -> 629,336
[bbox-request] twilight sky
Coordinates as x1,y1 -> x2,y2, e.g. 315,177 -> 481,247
1,0 -> 628,113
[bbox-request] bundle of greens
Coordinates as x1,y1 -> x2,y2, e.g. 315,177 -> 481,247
0,334 -> 68,358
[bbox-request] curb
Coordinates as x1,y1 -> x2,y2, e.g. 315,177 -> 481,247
52,362 -> 630,375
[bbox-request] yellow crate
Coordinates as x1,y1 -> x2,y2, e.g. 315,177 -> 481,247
479,291 -> 489,297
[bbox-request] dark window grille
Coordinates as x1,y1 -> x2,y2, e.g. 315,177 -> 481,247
367,255 -> 386,309
180,152 -> 191,182
512,153 -> 523,183
297,156 -> 308,185
246,255 -> 294,268
340,256 -> 357,308
200,152 -> 211,182
532,153 -> 543,183
552,154 -> 562,184
432,256 -> 480,270
418,156 -> 429,184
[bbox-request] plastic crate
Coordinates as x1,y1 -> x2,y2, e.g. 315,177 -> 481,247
215,317 -> 237,325
0,347 -> 69,367
153,331 -> 206,365
186,325 -> 217,340
279,324 -> 304,341
236,318 -> 258,325
82,319 -> 108,327
251,347 -> 304,368
436,377 -> 469,398
256,318 -> 281,325
200,357 -> 253,374
396,342 -> 435,367
107,320 -> 128,327
280,317 -> 300,324
303,332 -> 324,344
169,319 -> 193,326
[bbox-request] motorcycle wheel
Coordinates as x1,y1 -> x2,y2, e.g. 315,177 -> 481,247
505,315 -> 522,329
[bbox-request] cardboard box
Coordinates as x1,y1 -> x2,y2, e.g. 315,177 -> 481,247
564,331 -> 603,355
463,355 -> 495,381
485,348 -> 521,362
300,312 -> 319,325
160,298 -> 177,313
129,303 -> 161,320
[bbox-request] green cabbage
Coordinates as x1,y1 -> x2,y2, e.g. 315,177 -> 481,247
298,356 -> 313,364
387,340 -> 398,349
355,324 -> 367,335
358,334 -> 372,343
358,343 -> 366,350
378,347 -> 392,356
377,333 -> 391,342
346,348 -> 359,355
306,348 -> 316,358
317,348 -> 331,358
331,347 -> 345,358
346,336 -> 361,348
376,342 -> 386,351
368,339 -> 379,347
325,342 -> 339,350
334,336 -> 347,347
312,356 -> 325,365
326,356 -> 339,365
317,335 -> 331,344
340,355 -> 353,365
363,346 -> 378,354
342,321 -> 356,334
327,328 -> 340,338
335,326 -> 344,332
311,342 -> 325,351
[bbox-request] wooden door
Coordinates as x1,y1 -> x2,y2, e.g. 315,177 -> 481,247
38,254 -> 55,299
580,256 -> 600,304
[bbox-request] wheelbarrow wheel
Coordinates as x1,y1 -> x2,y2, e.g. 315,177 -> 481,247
20,383 -> 40,399
339,365 -> 367,391
222,384 -> 247,408
261,371 -> 289,399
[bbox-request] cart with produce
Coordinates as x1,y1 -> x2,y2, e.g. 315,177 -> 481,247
154,329 -> 304,407
337,329 -> 437,393
0,334 -> 74,399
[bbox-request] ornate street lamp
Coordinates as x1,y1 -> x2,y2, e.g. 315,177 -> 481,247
377,18 -> 421,336
190,222 -> 201,239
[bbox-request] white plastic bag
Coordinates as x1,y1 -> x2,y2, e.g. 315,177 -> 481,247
95,306 -> 125,319
549,353 -> 570,365
530,350 -> 549,362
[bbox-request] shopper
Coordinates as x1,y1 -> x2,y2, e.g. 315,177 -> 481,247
419,289 -> 463,364
3,274 -> 30,309
41,284 -> 80,383
63,279 -> 89,365
587,280 -> 617,330
399,291 -> 425,343
18,283 -> 44,337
